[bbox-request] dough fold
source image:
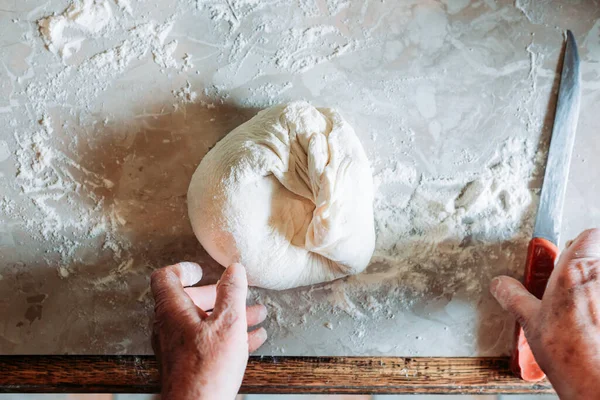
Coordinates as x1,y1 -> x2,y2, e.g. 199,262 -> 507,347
187,101 -> 375,290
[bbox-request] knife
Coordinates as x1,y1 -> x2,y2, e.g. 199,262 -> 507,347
511,30 -> 581,381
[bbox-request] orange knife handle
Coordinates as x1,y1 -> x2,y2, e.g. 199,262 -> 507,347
511,237 -> 559,381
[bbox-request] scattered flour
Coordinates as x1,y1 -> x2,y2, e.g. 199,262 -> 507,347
153,40 -> 179,69
274,26 -> 356,74
38,0 -> 114,59
26,18 -> 181,112
1,0 -> 571,355
197,0 -> 266,32
172,81 -> 198,104
515,0 -> 552,24
0,141 -> 10,162
115,0 -> 133,15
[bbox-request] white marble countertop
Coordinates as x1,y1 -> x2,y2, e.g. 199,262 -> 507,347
0,0 -> 599,356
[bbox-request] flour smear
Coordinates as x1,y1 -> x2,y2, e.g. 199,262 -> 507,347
0,0 -> 570,355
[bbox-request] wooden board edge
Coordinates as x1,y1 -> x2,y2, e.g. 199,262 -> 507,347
0,355 -> 554,394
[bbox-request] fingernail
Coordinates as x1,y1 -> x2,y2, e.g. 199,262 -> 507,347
259,304 -> 268,320
178,261 -> 201,268
225,263 -> 246,282
256,327 -> 268,340
230,263 -> 246,273
176,262 -> 203,286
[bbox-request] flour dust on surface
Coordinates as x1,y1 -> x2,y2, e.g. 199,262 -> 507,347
0,0 -> 598,355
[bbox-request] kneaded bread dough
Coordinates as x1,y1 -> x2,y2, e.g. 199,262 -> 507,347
187,101 -> 375,290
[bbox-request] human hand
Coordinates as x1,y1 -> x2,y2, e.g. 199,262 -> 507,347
490,229 -> 600,399
151,262 -> 267,400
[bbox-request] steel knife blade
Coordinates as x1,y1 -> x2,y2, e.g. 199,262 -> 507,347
533,29 -> 582,247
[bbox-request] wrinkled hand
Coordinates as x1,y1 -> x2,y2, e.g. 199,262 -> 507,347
151,262 -> 267,400
490,229 -> 600,399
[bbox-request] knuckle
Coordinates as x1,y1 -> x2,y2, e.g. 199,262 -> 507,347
151,284 -> 172,306
218,278 -> 241,292
562,265 -> 581,287
214,309 -> 243,330
151,268 -> 167,280
504,292 -> 522,313
150,269 -> 167,288
153,296 -> 169,313
217,283 -> 244,305
569,229 -> 600,259
155,299 -> 188,321
150,269 -> 179,297
562,259 -> 600,287
582,228 -> 600,240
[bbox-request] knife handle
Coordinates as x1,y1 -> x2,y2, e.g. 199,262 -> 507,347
510,237 -> 559,381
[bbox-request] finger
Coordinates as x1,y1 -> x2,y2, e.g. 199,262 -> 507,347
150,262 -> 203,319
490,276 -> 540,329
211,263 -> 248,326
185,285 -> 217,311
246,304 -> 267,327
561,228 -> 600,260
248,327 -> 268,353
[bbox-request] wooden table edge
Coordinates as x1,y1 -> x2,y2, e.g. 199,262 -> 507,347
0,355 -> 554,394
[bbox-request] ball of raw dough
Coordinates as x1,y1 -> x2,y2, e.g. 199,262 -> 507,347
187,101 -> 375,290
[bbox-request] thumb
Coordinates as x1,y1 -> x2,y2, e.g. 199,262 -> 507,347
211,263 -> 248,326
490,276 -> 540,331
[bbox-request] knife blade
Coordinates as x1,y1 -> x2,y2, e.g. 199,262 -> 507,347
511,30 -> 582,382
533,30 -> 582,246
